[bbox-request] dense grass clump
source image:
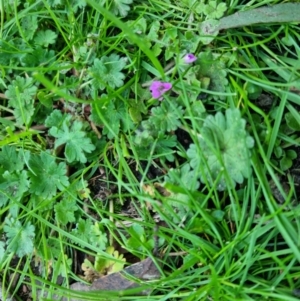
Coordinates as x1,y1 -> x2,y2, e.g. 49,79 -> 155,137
1,1 -> 300,300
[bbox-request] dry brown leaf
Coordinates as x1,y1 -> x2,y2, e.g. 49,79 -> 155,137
91,256 -> 160,290
81,259 -> 101,282
64,257 -> 161,300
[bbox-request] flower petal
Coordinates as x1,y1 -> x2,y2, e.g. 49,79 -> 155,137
161,82 -> 172,91
149,81 -> 172,99
183,53 -> 197,64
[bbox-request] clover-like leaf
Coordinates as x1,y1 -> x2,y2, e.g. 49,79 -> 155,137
89,54 -> 126,90
200,1 -> 227,19
187,108 -> 254,190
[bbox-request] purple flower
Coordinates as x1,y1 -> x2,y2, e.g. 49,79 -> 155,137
183,53 -> 197,64
149,81 -> 172,99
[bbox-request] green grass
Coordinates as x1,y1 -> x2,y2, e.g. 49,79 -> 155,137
1,0 -> 300,300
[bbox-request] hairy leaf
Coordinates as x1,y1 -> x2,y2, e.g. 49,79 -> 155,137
5,76 -> 37,126
0,241 -> 5,262
149,101 -> 183,132
90,222 -> 108,250
187,108 -> 254,190
196,51 -> 228,98
72,218 -> 94,246
111,0 -> 133,17
4,218 -> 35,257
28,151 -> 69,199
89,54 -> 126,90
91,98 -> 134,139
0,170 -> 29,216
165,164 -> 200,191
45,109 -> 65,128
21,15 -> 38,41
55,198 -> 78,225
72,220 -> 108,250
0,145 -> 25,172
49,117 -> 96,163
21,47 -> 56,67
34,30 -> 58,47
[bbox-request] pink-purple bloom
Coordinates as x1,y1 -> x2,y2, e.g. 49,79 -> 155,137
149,81 -> 172,99
183,53 -> 197,64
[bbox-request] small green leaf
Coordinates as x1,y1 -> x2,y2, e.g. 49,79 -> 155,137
280,156 -> 292,171
147,20 -> 160,41
4,218 -> 35,257
196,51 -> 228,98
21,47 -> 56,67
285,112 -> 300,131
153,134 -> 177,162
247,83 -> 262,100
57,254 -> 72,278
165,164 -> 200,191
37,91 -> 53,108
28,151 -> 69,199
274,146 -> 283,158
187,108 -> 254,190
55,199 -> 78,226
49,117 -> 96,163
200,1 -> 227,19
90,222 -> 108,250
127,98 -> 146,123
21,15 -> 38,41
5,76 -> 37,126
0,241 -> 5,262
212,210 -> 225,221
45,109 -> 64,128
111,0 -> 133,17
91,98 -> 134,139
0,145 -> 25,172
286,149 -> 297,160
72,219 -> 94,247
129,106 -> 142,123
149,101 -> 184,132
34,29 -> 58,47
89,53 -> 126,90
128,17 -> 147,34
94,246 -> 126,274
0,170 -> 29,216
